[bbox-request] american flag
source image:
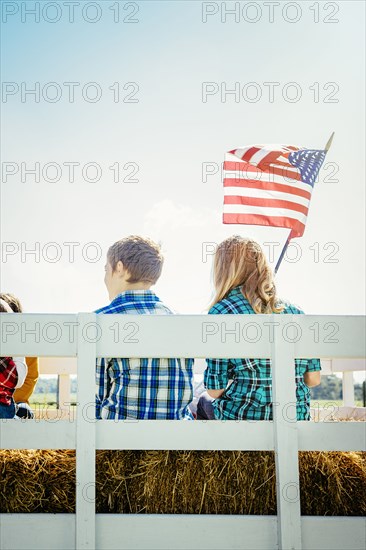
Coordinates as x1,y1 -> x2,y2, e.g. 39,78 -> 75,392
223,144 -> 327,238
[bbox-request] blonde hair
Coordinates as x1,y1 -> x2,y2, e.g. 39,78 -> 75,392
210,236 -> 284,314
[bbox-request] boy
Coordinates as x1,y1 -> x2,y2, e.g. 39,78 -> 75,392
95,235 -> 193,420
0,299 -> 28,419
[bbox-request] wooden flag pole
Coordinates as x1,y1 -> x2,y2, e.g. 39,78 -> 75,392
325,131 -> 335,151
274,132 -> 335,275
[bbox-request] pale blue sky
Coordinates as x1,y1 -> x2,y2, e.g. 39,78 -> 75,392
1,0 -> 365,325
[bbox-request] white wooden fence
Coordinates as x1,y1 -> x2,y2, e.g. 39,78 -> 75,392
0,313 -> 365,550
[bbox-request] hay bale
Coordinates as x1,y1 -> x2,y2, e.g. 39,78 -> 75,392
299,451 -> 366,516
95,451 -> 277,514
1,450 -> 365,515
96,450 -> 144,513
0,449 -> 75,513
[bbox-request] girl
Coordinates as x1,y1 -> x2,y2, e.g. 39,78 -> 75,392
197,235 -> 321,421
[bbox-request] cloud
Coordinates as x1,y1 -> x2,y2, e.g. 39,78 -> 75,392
144,199 -> 220,235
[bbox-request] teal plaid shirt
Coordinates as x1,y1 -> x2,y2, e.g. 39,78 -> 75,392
204,287 -> 321,421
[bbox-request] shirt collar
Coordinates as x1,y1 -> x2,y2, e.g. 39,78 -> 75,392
110,290 -> 160,306
228,286 -> 244,297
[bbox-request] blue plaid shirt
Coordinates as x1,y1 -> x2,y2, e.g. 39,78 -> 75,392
95,291 -> 194,420
204,287 -> 321,421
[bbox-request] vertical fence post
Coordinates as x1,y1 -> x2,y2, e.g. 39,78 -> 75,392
76,313 -> 97,550
58,374 -> 71,415
271,315 -> 302,550
342,371 -> 355,407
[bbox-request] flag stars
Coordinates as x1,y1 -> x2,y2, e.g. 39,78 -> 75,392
288,149 -> 327,187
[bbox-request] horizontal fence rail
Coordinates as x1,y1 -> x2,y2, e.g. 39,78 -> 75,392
1,515 -> 366,550
0,313 -> 365,550
1,419 -> 365,452
1,313 -> 365,358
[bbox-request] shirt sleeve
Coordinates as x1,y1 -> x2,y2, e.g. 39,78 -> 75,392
13,358 -> 28,389
305,358 -> 322,372
204,358 -> 230,390
14,357 -> 39,404
203,304 -> 231,390
283,304 -> 322,374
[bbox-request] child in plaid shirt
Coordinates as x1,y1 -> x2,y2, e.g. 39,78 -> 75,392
0,299 -> 27,419
95,236 -> 193,420
198,236 -> 321,421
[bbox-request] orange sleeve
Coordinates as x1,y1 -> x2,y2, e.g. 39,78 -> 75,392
13,357 -> 39,404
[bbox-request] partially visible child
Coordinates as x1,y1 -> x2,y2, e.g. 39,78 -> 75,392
0,299 -> 28,419
0,293 -> 39,419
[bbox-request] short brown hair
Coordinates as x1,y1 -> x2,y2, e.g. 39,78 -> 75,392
107,236 -> 163,285
0,293 -> 23,313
